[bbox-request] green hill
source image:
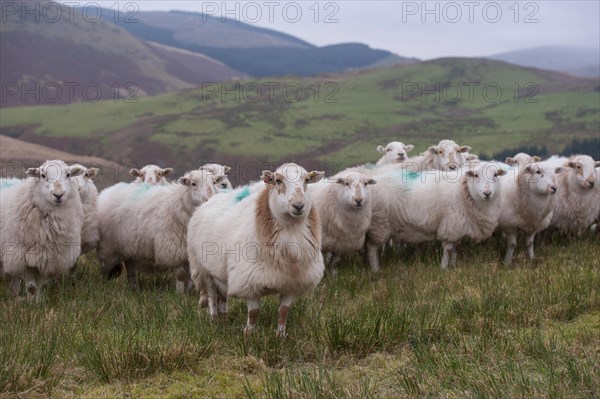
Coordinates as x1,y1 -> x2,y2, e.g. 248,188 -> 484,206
1,58 -> 598,178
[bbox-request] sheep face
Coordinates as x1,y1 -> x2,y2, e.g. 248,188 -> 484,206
376,141 -> 414,163
506,153 -> 541,168
74,165 -> 99,200
26,160 -> 84,206
130,165 -> 173,184
199,163 -> 233,191
262,163 -> 324,219
335,173 -> 377,209
464,163 -> 506,202
178,170 -> 216,206
429,140 -> 471,171
566,155 -> 599,190
523,162 -> 561,195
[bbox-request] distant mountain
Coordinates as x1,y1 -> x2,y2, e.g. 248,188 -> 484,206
110,10 -> 417,77
2,58 -> 597,179
488,46 -> 599,77
0,1 -> 245,107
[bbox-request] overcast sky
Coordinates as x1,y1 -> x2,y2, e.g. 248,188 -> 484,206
78,1 -> 600,59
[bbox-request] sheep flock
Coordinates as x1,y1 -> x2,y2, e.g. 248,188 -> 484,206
1,140 -> 599,335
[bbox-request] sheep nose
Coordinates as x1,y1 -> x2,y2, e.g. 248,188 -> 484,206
292,203 -> 304,212
53,192 -> 64,200
589,181 -> 595,188
483,191 -> 491,198
398,155 -> 405,161
221,182 -> 228,188
354,198 -> 363,207
448,165 -> 457,170
550,185 -> 557,193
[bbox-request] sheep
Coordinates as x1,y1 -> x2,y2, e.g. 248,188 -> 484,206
97,169 -> 217,291
549,155 -> 600,235
308,172 -> 377,276
199,163 -> 233,191
0,160 -> 84,299
188,163 -> 325,337
73,165 -> 100,254
505,153 -> 541,169
497,160 -> 563,265
407,139 -> 472,171
365,161 -> 507,270
129,164 -> 173,185
375,142 -> 414,166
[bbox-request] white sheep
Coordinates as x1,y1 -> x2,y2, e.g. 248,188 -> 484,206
97,169 -> 216,291
505,153 -> 541,168
73,165 -> 100,254
497,160 -> 563,265
407,139 -> 472,172
375,142 -> 414,166
309,172 -> 377,276
199,163 -> 233,191
549,155 -> 600,235
129,164 -> 173,185
188,163 -> 325,337
0,160 -> 84,299
365,161 -> 506,270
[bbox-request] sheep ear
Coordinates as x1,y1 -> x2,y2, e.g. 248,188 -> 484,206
554,167 -> 565,174
161,168 -> 174,177
261,170 -> 274,184
465,154 -> 479,161
428,146 -> 438,154
524,165 -> 534,174
595,161 -> 600,168
178,176 -> 190,186
26,167 -> 40,177
70,164 -> 84,177
459,146 -> 471,153
306,171 -> 325,184
223,165 -> 231,173
505,157 -> 516,166
336,177 -> 345,185
496,168 -> 507,177
567,161 -> 575,168
366,178 -> 377,185
87,167 -> 99,179
532,156 -> 541,162
376,145 -> 386,154
130,168 -> 142,177
405,144 -> 414,153
465,170 -> 476,178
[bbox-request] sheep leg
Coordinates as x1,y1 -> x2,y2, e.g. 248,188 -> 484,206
205,280 -> 219,320
107,262 -> 123,279
441,242 -> 455,269
504,232 -> 517,266
327,253 -> 341,279
8,276 -> 22,296
526,234 -> 536,260
125,262 -> 139,290
277,295 -> 294,339
244,298 -> 261,336
366,242 -> 380,273
175,266 -> 189,293
449,245 -> 458,267
24,269 -> 42,302
217,293 -> 228,315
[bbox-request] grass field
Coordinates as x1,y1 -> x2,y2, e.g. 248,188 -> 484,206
1,233 -> 599,398
1,59 -> 598,176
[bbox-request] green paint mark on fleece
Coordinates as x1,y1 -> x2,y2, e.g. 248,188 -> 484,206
235,186 -> 251,202
405,171 -> 419,181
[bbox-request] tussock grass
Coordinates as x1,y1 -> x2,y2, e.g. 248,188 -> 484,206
1,234 -> 599,398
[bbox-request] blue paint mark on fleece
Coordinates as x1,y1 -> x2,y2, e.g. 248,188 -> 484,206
0,178 -> 23,191
235,186 -> 251,202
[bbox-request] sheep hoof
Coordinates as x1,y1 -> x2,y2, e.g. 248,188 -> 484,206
243,325 -> 256,337
199,295 -> 208,308
276,327 -> 287,340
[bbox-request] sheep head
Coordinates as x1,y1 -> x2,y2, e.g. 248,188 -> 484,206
26,160 -> 83,206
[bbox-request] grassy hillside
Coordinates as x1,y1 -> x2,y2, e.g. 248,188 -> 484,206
0,1 -> 245,107
1,234 -> 599,398
1,58 -> 598,179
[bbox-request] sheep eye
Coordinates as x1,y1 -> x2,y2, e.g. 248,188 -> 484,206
439,151 -> 443,154
345,182 -> 349,186
191,182 -> 197,187
41,173 -> 46,179
536,171 -> 542,175
387,148 -> 391,152
576,165 -> 581,169
275,179 -> 283,184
